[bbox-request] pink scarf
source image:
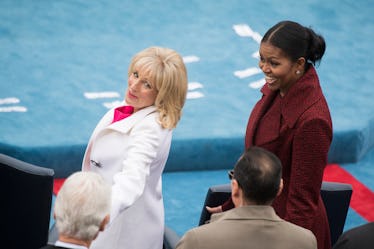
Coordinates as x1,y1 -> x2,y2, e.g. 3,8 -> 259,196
111,105 -> 134,123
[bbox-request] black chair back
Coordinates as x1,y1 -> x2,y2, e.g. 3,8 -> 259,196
198,184 -> 231,226
0,154 -> 54,249
321,181 -> 352,246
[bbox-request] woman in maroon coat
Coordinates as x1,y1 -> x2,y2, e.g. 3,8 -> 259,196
209,21 -> 333,249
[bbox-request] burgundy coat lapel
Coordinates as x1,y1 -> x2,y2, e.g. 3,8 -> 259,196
245,85 -> 278,148
245,66 -> 322,148
281,67 -> 322,128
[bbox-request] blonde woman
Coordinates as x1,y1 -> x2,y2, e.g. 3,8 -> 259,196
82,47 -> 188,249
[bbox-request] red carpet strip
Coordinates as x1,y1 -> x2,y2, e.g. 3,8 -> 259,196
53,178 -> 65,196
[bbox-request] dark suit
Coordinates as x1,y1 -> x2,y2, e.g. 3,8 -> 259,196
333,222 -> 374,249
245,66 -> 332,249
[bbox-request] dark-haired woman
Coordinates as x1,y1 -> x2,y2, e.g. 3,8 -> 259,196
209,20 -> 333,249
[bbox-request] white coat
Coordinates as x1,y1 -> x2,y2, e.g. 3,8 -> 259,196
82,103 -> 172,249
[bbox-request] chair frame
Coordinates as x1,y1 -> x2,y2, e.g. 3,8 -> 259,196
0,153 -> 54,249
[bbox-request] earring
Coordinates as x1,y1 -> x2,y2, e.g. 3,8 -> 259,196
296,70 -> 301,75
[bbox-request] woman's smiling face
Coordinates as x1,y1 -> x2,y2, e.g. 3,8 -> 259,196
258,42 -> 301,96
125,70 -> 158,112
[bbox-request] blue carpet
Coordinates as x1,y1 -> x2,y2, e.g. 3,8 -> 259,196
1,0 -> 374,177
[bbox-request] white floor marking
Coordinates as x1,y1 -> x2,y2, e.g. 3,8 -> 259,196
232,24 -> 262,44
0,97 -> 20,105
187,91 -> 204,99
249,78 -> 265,89
183,55 -> 200,63
0,97 -> 27,112
84,92 -> 120,99
234,67 -> 262,79
188,82 -> 203,90
0,106 -> 27,112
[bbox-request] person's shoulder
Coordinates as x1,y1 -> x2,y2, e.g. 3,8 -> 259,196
281,219 -> 317,241
135,111 -> 164,131
39,245 -> 68,249
278,221 -> 317,248
131,110 -> 172,144
131,106 -> 160,127
142,108 -> 160,122
38,245 -> 54,249
334,222 -> 374,248
184,217 -> 224,236
346,221 -> 374,233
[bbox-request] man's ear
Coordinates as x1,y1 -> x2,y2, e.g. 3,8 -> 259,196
231,180 -> 241,207
276,179 -> 284,197
99,215 -> 110,231
93,214 -> 110,241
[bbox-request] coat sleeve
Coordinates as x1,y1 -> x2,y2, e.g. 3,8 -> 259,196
284,117 -> 332,229
109,114 -> 167,221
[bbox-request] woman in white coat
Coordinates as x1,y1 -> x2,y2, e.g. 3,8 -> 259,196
82,47 -> 188,249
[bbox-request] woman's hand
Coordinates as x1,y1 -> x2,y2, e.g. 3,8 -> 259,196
205,205 -> 223,214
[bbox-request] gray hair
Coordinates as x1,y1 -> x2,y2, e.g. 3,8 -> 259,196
54,171 -> 111,241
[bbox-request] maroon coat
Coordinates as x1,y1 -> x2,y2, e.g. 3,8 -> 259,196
245,66 -> 333,249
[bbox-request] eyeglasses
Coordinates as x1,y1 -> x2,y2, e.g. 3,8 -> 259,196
228,169 -> 242,187
228,170 -> 234,180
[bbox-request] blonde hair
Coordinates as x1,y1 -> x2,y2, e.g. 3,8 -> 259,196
128,47 -> 188,129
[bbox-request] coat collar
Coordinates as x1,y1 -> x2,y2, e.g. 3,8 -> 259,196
279,66 -> 323,128
211,205 -> 282,222
98,102 -> 157,134
246,66 -> 323,147
108,105 -> 157,133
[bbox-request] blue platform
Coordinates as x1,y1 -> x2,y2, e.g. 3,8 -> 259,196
1,0 -> 373,237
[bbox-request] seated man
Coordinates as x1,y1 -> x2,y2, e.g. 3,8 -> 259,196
333,222 -> 374,249
176,146 -> 317,249
40,171 -> 111,249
